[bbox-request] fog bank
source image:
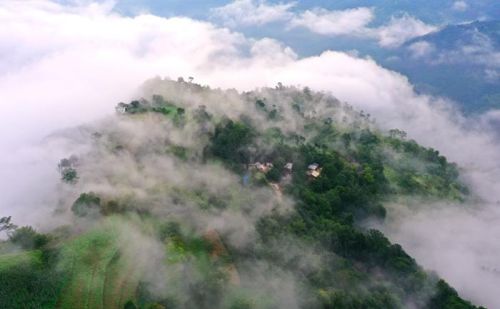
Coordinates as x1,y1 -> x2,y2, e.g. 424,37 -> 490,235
1,1 -> 500,307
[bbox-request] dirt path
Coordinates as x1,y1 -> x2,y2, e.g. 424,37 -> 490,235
203,229 -> 240,285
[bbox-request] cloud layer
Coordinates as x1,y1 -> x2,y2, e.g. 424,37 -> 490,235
374,14 -> 437,48
211,0 -> 437,47
0,1 -> 499,307
288,8 -> 437,47
288,7 -> 374,36
211,0 -> 296,26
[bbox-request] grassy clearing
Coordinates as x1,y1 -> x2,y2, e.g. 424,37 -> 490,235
55,218 -> 153,309
0,250 -> 61,309
53,220 -> 138,309
0,250 -> 42,271
57,227 -> 118,309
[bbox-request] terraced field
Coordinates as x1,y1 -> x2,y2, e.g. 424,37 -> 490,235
56,224 -> 142,309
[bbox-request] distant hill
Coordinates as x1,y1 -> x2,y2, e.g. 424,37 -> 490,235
381,20 -> 500,113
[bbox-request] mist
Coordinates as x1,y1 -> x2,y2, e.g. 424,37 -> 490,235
1,1 -> 500,307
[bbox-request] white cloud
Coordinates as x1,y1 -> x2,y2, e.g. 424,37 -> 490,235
378,201 -> 500,308
459,32 -> 500,67
407,41 -> 435,58
210,0 -> 295,27
484,68 -> 500,82
372,14 -> 438,48
1,1 -> 500,307
212,3 -> 435,48
452,1 -> 469,11
288,7 -> 374,35
422,30 -> 500,68
286,7 -> 435,48
249,37 -> 298,64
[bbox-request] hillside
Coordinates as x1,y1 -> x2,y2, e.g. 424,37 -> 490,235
0,79 -> 481,309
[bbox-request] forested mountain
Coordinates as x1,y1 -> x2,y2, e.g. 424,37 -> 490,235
0,79 -> 481,309
381,20 -> 500,113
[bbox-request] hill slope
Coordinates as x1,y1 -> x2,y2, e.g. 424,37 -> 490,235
0,79 -> 481,308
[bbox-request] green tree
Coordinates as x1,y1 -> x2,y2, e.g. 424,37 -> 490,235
266,166 -> 282,182
210,120 -> 255,169
71,192 -> 101,217
9,226 -> 48,250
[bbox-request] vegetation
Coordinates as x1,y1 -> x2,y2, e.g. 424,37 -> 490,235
71,192 -> 102,217
58,156 -> 78,183
0,79 -> 481,308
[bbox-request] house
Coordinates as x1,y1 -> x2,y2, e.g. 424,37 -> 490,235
309,169 -> 321,178
115,102 -> 128,114
308,163 -> 319,170
282,162 -> 293,182
251,162 -> 273,173
307,163 -> 322,178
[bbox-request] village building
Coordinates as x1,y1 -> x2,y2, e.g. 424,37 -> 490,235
308,163 -> 319,170
115,102 -> 128,114
250,162 -> 273,173
307,163 -> 322,178
281,162 -> 294,183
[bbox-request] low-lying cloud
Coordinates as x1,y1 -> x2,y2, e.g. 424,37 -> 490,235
1,1 -> 499,307
377,200 -> 500,308
374,14 -> 437,48
407,28 -> 500,69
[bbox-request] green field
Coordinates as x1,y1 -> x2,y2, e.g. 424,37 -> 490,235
56,222 -> 142,309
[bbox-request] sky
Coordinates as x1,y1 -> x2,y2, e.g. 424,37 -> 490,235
98,0 -> 499,56
47,0 -> 498,58
0,0 -> 500,307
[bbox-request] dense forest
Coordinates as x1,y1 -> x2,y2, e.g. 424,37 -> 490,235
0,78 -> 482,308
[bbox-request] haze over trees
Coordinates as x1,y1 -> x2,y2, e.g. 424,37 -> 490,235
0,79 -> 482,308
